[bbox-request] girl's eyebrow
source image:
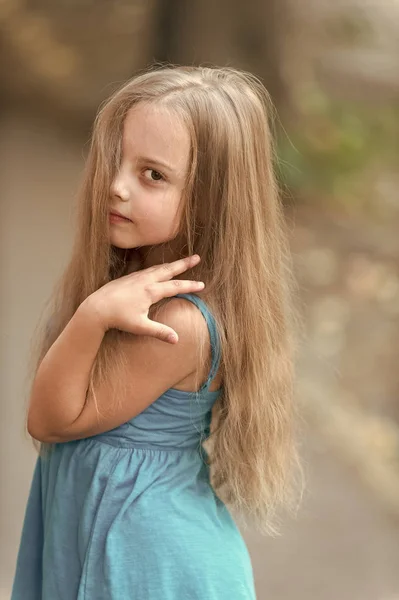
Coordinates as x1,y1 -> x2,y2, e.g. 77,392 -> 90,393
136,156 -> 176,175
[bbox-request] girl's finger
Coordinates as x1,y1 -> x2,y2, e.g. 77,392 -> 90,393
153,255 -> 201,282
140,320 -> 179,344
151,280 -> 205,302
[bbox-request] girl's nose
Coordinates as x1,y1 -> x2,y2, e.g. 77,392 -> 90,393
110,178 -> 130,202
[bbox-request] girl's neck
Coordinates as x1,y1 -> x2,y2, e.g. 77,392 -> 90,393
139,237 -> 187,270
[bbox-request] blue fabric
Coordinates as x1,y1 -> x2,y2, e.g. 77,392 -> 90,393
12,294 -> 255,599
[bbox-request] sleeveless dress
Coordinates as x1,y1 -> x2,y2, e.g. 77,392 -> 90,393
11,294 -> 256,600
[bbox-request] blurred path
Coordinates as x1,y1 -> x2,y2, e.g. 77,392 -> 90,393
244,424 -> 399,600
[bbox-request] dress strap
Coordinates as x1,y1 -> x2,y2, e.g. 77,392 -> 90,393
174,293 -> 221,392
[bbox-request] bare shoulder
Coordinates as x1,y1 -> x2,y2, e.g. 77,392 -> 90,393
151,296 -> 209,348
153,295 -> 206,323
151,295 -> 220,392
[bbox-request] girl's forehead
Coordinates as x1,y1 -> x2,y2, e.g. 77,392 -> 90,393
122,103 -> 190,174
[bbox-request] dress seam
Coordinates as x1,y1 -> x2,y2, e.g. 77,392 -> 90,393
91,437 -> 203,453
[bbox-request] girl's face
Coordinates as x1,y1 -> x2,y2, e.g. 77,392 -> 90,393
109,102 -> 191,260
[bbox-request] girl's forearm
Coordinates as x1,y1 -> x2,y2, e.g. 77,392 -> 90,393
27,299 -> 106,441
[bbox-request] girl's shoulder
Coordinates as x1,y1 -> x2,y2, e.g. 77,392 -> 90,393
152,293 -> 210,333
163,293 -> 222,393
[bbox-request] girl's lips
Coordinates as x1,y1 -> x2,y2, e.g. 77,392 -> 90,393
109,212 -> 131,223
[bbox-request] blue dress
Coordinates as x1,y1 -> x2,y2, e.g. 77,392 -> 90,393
12,294 -> 255,599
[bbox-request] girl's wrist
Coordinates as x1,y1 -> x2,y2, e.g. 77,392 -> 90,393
78,296 -> 109,335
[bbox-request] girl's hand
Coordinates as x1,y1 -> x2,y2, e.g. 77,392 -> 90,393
85,255 -> 204,343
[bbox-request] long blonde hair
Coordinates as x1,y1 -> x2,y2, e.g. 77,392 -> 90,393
29,65 -> 302,533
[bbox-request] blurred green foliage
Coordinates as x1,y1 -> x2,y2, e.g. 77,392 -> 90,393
277,84 -> 398,213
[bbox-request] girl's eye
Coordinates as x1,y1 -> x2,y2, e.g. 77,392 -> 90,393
143,169 -> 164,182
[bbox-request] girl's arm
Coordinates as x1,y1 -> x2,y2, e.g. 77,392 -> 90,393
27,255 -> 205,443
27,300 -> 105,441
27,297 -> 204,443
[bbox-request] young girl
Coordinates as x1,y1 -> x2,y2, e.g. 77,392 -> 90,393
12,65 -> 299,599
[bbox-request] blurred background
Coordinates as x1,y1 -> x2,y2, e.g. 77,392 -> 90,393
1,0 -> 399,598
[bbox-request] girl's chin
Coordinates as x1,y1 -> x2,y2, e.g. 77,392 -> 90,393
109,235 -> 138,250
